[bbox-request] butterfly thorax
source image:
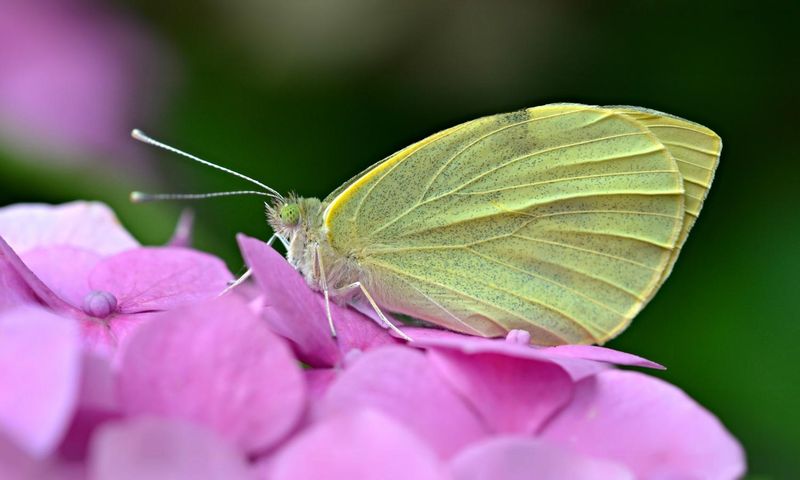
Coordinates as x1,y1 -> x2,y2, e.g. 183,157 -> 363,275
267,196 -> 362,300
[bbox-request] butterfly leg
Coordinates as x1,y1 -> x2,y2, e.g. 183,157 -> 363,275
336,282 -> 412,342
219,268 -> 253,296
219,233 -> 278,296
315,243 -> 337,339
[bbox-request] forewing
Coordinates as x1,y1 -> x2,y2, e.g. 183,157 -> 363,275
325,104 -> 688,344
322,123 -> 466,207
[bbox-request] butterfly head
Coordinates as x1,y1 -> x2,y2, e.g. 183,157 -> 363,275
279,202 -> 301,226
266,194 -> 323,239
266,195 -> 326,279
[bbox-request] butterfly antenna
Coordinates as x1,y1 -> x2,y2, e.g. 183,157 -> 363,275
130,190 -> 271,203
131,129 -> 284,202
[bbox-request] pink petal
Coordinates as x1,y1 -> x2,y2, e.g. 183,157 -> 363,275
317,346 -> 487,458
405,328 -> 662,373
20,246 -> 100,307
450,436 -> 633,480
0,431 -> 85,480
76,352 -> 117,412
238,234 -> 397,367
166,209 -> 194,248
349,297 -> 404,330
305,368 -> 337,405
117,296 -> 306,453
0,202 -> 138,255
0,430 -> 40,479
409,328 -> 611,381
271,409 -> 448,480
538,344 -> 664,370
89,247 -> 233,313
427,347 -> 574,435
0,235 -> 79,315
44,463 -> 85,480
292,369 -> 339,435
58,352 -> 121,462
540,370 -> 746,479
58,408 -> 121,463
0,306 -> 81,457
88,417 -> 254,480
77,311 -> 157,357
0,242 -> 37,311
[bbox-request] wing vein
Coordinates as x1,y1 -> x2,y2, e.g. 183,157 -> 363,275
509,234 -> 660,271
371,259 -> 596,342
350,122 -> 475,228
395,206 -> 681,240
646,124 -> 713,135
443,132 -> 655,198
551,229 -> 676,249
370,133 -> 665,237
391,275 -> 487,336
466,246 -> 629,317
683,176 -> 710,188
454,169 -> 679,196
418,107 -> 592,202
674,157 -> 715,171
495,242 -> 648,301
509,208 -> 683,221
663,141 -> 720,156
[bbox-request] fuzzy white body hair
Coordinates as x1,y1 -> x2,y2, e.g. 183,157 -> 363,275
270,196 -> 363,304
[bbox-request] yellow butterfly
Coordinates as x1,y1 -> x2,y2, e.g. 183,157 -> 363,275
133,103 -> 720,345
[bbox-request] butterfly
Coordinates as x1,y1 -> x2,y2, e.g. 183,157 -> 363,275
133,103 -> 720,345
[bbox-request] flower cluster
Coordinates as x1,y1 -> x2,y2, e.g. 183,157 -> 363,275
0,202 -> 745,479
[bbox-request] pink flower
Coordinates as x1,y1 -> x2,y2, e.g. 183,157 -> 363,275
240,234 -> 746,479
0,306 -> 81,459
449,436 -> 635,480
0,203 -> 305,477
0,206 -> 745,479
422,334 -> 744,478
0,0 -> 173,165
408,329 -> 662,435
267,410 -> 636,480
305,339 -> 655,462
316,346 -> 488,458
538,370 -> 746,480
0,202 -> 233,354
116,295 -> 307,454
0,296 -> 304,478
89,417 -> 254,480
274,337 -> 743,479
238,233 -> 398,368
269,410 -> 448,480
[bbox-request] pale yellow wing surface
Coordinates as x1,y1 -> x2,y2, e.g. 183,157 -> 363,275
323,123 -> 466,207
324,104 -> 708,344
612,106 -> 722,283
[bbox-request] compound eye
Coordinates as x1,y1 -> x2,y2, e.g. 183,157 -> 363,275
279,203 -> 301,226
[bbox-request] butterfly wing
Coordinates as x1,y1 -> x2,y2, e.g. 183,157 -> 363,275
323,123 -> 466,207
611,105 -> 722,282
324,104 -> 719,344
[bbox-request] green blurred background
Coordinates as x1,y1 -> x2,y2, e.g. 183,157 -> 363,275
0,1 -> 796,477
